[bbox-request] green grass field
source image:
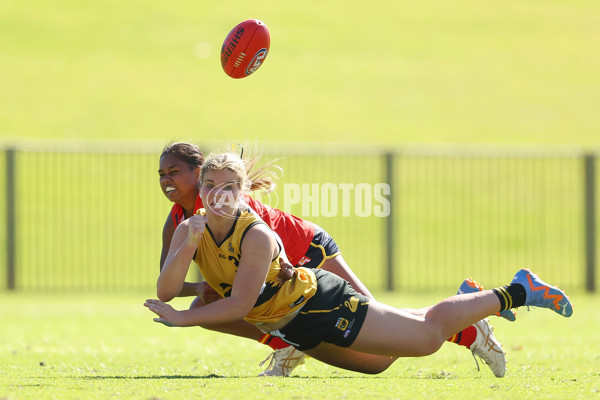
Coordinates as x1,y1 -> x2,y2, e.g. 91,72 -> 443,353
1,291 -> 599,399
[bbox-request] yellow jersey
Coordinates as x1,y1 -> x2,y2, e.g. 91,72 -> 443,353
194,210 -> 317,325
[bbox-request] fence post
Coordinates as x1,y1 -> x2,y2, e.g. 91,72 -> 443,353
6,148 -> 16,290
584,153 -> 596,293
384,152 -> 395,291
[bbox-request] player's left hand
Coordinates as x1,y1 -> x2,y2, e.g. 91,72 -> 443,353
275,257 -> 295,284
144,299 -> 182,327
196,281 -> 222,304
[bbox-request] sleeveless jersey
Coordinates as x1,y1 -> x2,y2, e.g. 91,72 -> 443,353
194,210 -> 317,325
170,196 -> 203,228
243,197 -> 314,266
169,195 -> 315,266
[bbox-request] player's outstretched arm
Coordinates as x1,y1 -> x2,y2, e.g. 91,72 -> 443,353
147,224 -> 275,327
322,256 -> 375,300
160,213 -> 205,298
157,215 -> 205,302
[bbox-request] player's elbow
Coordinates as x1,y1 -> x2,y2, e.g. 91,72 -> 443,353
157,293 -> 174,303
156,275 -> 183,303
156,286 -> 177,303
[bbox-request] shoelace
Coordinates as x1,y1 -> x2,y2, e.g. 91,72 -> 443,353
471,352 -> 483,372
259,348 -> 305,376
471,322 -> 504,373
259,351 -> 277,371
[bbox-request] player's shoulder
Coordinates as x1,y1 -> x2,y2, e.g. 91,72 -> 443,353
241,220 -> 274,245
173,217 -> 190,233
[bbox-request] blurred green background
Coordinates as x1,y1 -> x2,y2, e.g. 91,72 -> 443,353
2,0 -> 599,144
1,0 -> 599,293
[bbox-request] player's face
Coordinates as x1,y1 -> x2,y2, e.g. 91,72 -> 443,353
200,169 -> 241,218
158,154 -> 200,204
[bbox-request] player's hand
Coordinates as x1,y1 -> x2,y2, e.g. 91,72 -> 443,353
275,257 -> 295,284
196,281 -> 222,304
186,214 -> 206,244
144,299 -> 183,327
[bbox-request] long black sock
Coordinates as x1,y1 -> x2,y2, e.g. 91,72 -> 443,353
492,283 -> 526,311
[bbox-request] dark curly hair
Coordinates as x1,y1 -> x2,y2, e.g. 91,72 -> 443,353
160,142 -> 205,169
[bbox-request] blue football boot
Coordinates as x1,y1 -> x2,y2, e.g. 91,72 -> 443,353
510,269 -> 573,317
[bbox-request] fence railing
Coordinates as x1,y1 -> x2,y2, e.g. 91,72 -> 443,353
1,142 -> 597,292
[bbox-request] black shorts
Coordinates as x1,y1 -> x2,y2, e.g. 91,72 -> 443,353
297,225 -> 341,269
274,269 -> 370,351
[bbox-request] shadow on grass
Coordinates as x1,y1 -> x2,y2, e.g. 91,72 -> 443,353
77,374 -> 231,380
75,374 -> 379,380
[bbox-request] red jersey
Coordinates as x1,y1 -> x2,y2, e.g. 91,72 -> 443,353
170,195 -> 204,228
169,195 -> 315,266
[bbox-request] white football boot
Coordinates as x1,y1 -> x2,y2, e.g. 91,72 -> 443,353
469,319 -> 506,378
258,346 -> 306,377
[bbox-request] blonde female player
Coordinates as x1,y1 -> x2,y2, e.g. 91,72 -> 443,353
146,151 -> 572,376
157,143 -> 511,377
159,143 -> 372,376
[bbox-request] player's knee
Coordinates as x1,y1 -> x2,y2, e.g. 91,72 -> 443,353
421,308 -> 451,354
341,355 -> 397,374
360,359 -> 396,374
418,338 -> 444,356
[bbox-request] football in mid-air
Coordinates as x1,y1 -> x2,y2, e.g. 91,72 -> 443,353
220,19 -> 270,79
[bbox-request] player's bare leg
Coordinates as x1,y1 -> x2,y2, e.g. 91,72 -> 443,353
351,292 -> 501,357
304,343 -> 397,374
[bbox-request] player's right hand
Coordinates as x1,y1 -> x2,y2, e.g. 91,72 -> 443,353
186,214 -> 206,243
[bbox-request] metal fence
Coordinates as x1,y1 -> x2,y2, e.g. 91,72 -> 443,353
1,142 -> 597,293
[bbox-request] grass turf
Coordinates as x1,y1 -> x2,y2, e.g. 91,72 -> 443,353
1,291 -> 598,399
